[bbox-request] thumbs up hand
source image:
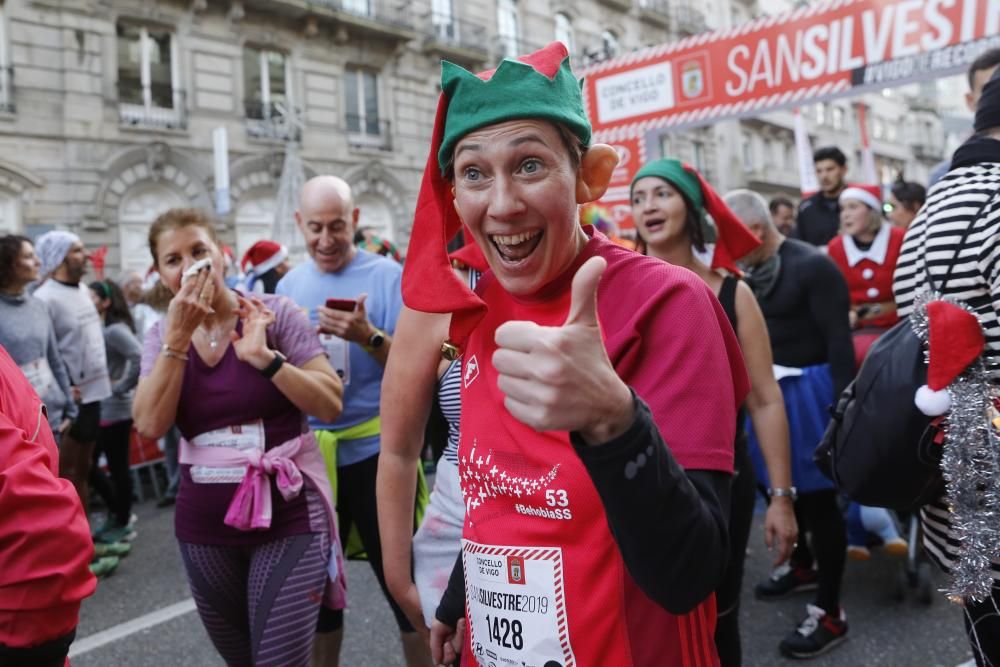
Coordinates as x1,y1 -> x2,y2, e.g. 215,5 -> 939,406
493,256 -> 635,445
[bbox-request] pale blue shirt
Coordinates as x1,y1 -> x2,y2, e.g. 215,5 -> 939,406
276,250 -> 402,467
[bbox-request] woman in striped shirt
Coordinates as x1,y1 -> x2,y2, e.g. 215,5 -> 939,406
892,67 -> 1000,667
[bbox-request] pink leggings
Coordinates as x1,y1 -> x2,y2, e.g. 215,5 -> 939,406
179,530 -> 329,667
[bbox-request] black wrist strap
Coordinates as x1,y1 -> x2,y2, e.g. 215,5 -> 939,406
260,352 -> 284,379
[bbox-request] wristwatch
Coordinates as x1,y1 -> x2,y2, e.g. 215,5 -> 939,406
767,486 -> 798,500
364,327 -> 386,353
259,351 -> 286,379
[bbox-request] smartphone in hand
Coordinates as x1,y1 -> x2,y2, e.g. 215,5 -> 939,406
325,298 -> 357,312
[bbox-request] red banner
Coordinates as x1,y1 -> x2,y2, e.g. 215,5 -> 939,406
582,0 -> 1000,141
597,135 -> 647,230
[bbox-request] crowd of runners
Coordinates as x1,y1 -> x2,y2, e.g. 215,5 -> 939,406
2,41 -> 1000,667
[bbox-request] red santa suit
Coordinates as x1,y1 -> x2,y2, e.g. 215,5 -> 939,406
0,345 -> 96,661
827,223 -> 906,367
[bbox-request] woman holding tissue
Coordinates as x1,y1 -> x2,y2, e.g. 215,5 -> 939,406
402,42 -> 756,666
132,208 -> 346,667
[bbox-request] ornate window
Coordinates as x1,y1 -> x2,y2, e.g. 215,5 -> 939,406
117,23 -> 184,129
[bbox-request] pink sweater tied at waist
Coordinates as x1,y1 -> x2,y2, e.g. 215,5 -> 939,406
179,430 -> 347,609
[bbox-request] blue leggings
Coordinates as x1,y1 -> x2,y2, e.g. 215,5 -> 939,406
179,530 -> 329,667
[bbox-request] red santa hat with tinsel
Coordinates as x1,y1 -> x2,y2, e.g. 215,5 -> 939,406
914,300 -> 986,416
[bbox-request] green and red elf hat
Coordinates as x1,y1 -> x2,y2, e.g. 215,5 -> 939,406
631,158 -> 761,274
401,41 -> 592,354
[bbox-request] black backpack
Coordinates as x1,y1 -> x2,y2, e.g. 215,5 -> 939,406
815,190 -> 998,511
814,317 -> 943,510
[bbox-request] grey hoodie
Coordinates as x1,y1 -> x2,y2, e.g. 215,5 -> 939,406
0,290 -> 78,426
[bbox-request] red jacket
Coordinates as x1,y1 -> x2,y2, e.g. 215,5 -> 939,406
827,224 -> 905,329
0,345 -> 95,649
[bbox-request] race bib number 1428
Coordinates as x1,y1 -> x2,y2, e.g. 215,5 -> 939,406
462,540 -> 576,667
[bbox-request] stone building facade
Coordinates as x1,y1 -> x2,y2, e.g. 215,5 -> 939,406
0,0 -> 952,274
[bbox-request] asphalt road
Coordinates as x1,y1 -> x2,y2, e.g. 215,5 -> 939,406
70,495 -> 977,667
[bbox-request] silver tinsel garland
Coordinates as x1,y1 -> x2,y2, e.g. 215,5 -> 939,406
912,291 -> 1000,602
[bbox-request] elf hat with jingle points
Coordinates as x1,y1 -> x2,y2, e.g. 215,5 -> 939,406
914,300 -> 986,417
401,41 -> 591,351
630,159 -> 761,274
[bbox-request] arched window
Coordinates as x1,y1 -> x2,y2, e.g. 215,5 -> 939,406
554,13 -> 574,54
355,192 -> 395,242
118,183 -> 188,272
235,189 -> 278,258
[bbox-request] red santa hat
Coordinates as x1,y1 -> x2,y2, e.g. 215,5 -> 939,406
241,240 -> 288,276
914,300 -> 986,416
839,183 -> 883,212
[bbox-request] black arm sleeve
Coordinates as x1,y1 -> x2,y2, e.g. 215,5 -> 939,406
806,254 -> 856,396
434,553 -> 466,627
571,394 -> 731,615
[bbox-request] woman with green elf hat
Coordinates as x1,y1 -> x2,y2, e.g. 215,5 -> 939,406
631,159 -> 797,666
398,41 -> 750,666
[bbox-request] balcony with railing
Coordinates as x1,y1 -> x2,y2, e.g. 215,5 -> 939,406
422,13 -> 489,65
0,67 -> 14,115
118,83 -> 186,130
311,0 -> 416,40
674,5 -> 708,36
347,114 -> 392,151
637,0 -> 671,28
245,100 -> 301,142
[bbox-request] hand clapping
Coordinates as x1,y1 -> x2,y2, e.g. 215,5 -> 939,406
231,295 -> 278,370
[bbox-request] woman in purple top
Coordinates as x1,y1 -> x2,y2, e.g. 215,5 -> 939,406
133,208 -> 345,667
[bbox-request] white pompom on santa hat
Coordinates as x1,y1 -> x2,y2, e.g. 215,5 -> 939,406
914,300 -> 986,417
241,240 -> 288,277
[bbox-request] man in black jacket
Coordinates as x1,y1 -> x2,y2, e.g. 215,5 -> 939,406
796,146 -> 848,247
727,188 -> 855,659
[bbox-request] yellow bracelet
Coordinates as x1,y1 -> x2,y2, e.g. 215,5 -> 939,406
161,344 -> 189,362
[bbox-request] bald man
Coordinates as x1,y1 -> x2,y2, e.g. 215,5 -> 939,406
277,177 -> 429,666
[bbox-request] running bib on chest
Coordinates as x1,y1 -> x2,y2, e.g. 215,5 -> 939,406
20,357 -> 56,400
319,333 -> 351,386
462,539 -> 576,667
189,420 -> 265,484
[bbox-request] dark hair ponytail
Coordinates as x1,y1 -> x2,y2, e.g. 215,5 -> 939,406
90,279 -> 136,333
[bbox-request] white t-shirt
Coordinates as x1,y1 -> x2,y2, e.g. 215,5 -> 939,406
34,280 -> 112,405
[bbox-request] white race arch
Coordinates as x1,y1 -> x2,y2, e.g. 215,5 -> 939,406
118,183 -> 188,272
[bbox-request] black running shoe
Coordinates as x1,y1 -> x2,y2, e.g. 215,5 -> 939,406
779,604 -> 848,659
754,562 -> 819,599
